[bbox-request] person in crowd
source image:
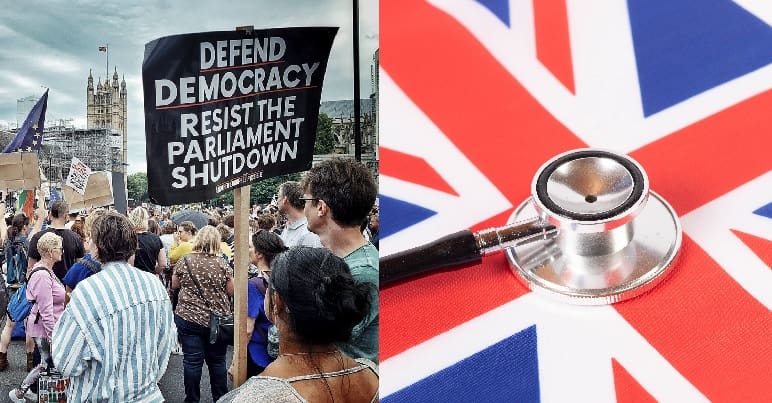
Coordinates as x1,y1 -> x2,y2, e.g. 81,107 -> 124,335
148,218 -> 161,236
368,212 -> 379,250
169,221 -> 197,265
221,215 -> 235,253
254,213 -> 275,233
228,230 -> 287,380
62,210 -> 106,291
172,225 -> 234,402
159,222 -> 178,288
52,211 -> 175,401
218,247 -> 378,403
301,157 -> 379,363
28,200 -> 85,281
160,222 -> 177,256
277,181 -> 323,248
1,193 -> 51,372
0,213 -> 36,372
70,218 -> 86,242
158,220 -> 183,355
129,207 -> 166,274
215,224 -> 233,262
64,211 -> 78,229
9,232 -> 66,402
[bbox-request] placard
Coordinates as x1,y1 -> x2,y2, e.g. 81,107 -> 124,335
142,27 -> 338,205
62,171 -> 113,209
0,152 -> 40,190
64,157 -> 91,195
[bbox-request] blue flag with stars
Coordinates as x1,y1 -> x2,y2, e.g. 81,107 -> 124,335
2,89 -> 48,153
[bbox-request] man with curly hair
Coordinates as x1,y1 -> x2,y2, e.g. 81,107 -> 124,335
301,157 -> 379,363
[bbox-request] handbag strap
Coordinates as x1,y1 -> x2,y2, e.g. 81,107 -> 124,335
183,254 -> 231,313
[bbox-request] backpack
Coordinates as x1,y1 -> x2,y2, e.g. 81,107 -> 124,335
6,267 -> 48,323
4,239 -> 28,285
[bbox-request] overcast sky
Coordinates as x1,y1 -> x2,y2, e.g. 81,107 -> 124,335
0,0 -> 378,173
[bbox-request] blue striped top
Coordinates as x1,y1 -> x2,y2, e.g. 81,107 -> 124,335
52,261 -> 176,402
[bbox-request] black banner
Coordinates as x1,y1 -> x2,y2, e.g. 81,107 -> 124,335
142,27 -> 338,205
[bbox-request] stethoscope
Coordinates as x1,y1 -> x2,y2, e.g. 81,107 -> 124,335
380,149 -> 682,305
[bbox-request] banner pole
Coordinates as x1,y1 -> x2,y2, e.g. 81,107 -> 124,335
232,25 -> 254,388
233,185 -> 250,387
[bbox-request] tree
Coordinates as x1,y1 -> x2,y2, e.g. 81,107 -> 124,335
205,173 -> 302,208
314,113 -> 335,154
127,172 -> 148,202
250,173 -> 301,205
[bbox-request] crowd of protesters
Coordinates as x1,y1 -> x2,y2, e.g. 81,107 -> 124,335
0,157 -> 379,402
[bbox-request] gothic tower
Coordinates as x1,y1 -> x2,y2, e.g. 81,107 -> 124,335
87,68 -> 127,173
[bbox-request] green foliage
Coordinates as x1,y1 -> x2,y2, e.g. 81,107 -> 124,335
127,172 -> 148,202
204,173 -> 302,208
314,113 -> 335,154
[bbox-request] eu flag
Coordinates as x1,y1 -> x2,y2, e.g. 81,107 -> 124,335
3,89 -> 48,153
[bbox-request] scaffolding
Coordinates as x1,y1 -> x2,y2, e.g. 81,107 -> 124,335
39,127 -> 117,186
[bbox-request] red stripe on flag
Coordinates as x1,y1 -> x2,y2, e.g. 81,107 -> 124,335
612,359 -> 657,403
630,90 -> 772,216
533,0 -> 575,93
614,236 -> 772,401
380,147 -> 458,195
381,0 -> 583,361
731,230 -> 772,270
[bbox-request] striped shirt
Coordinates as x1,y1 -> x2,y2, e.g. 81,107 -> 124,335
52,261 -> 176,402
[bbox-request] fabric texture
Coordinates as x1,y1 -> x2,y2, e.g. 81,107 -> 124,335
175,315 -> 229,402
280,218 -> 323,248
134,232 -> 163,273
174,253 -> 233,327
62,254 -> 101,290
217,358 -> 379,403
246,278 -> 272,367
51,261 -> 175,402
339,242 -> 379,363
169,241 -> 193,265
25,264 -> 65,339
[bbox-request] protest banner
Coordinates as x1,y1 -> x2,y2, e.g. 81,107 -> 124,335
64,157 -> 91,195
0,152 -> 40,190
62,171 -> 114,210
142,27 -> 338,205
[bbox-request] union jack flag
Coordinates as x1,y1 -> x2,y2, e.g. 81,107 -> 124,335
379,0 -> 772,401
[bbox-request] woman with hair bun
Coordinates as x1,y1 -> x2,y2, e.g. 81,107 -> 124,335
218,246 -> 378,403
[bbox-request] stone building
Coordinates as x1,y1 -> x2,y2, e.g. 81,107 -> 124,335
87,68 -> 127,174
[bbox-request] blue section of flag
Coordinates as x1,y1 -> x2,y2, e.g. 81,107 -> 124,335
384,325 -> 541,403
380,195 -> 437,239
49,187 -> 61,208
628,0 -> 772,116
476,0 -> 509,27
753,202 -> 772,219
2,89 -> 48,153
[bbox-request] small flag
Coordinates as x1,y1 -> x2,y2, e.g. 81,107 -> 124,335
98,45 -> 107,52
16,189 -> 34,219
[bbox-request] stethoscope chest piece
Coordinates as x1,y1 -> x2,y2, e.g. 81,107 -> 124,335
506,149 -> 682,305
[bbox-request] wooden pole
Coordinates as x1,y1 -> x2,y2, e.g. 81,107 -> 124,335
232,25 -> 254,388
232,185 -> 250,387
